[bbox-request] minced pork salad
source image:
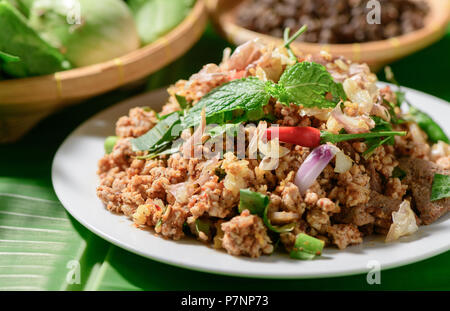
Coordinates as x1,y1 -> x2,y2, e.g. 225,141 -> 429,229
97,27 -> 450,259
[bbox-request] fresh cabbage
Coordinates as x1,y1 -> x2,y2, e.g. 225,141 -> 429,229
28,0 -> 140,67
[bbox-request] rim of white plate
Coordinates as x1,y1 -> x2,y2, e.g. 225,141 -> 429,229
52,83 -> 450,279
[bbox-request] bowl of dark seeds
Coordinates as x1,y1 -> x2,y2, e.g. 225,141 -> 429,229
208,0 -> 449,70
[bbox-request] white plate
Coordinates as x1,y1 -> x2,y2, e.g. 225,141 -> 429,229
52,84 -> 450,279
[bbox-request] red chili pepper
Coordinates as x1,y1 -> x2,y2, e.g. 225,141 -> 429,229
266,126 -> 321,148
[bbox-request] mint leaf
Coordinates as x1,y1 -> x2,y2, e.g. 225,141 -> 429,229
131,112 -> 181,151
175,94 -> 190,109
431,174 -> 450,201
272,62 -> 346,108
207,122 -> 242,140
183,77 -> 270,128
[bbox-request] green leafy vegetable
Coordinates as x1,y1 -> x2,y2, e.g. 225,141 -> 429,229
104,136 -> 119,154
214,166 -> 226,182
290,233 -> 325,260
183,77 -> 271,128
207,122 -> 242,140
320,130 -> 406,145
175,94 -> 191,109
136,139 -> 182,160
128,0 -> 195,45
430,174 -> 450,201
0,50 -> 20,64
408,106 -> 449,144
131,112 -> 181,151
392,167 -> 406,180
28,0 -> 139,68
0,1 -> 71,77
361,116 -> 396,159
238,189 -> 295,233
267,62 -> 346,108
385,66 -> 448,144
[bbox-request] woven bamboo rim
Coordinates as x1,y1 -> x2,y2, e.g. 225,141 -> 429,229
207,0 -> 449,71
0,0 -> 208,112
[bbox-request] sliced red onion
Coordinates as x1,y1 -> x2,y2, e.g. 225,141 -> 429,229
294,144 -> 339,194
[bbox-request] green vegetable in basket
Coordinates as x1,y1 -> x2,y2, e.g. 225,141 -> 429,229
6,0 -> 33,16
28,0 -> 140,67
128,0 -> 195,45
0,0 -> 71,78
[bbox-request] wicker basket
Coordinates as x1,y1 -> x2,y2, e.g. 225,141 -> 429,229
208,0 -> 449,71
0,0 -> 208,143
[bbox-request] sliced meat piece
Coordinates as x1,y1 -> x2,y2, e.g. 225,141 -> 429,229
367,163 -> 383,193
367,191 -> 422,233
398,158 -> 450,224
333,205 -> 375,227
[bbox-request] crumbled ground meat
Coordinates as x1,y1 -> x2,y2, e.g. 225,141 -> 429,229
96,41 -> 449,258
116,107 -> 158,138
327,224 -> 363,249
221,210 -> 273,257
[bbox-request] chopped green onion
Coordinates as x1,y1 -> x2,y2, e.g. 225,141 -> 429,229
238,189 -> 268,215
195,218 -> 211,236
104,136 -> 118,154
263,206 -> 295,233
290,233 -> 325,260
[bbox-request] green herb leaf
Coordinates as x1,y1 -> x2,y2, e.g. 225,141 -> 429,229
238,189 -> 295,233
283,25 -> 307,62
392,167 -> 406,180
136,139 -> 182,160
430,174 -> 450,201
104,136 -> 118,154
238,189 -> 269,215
271,62 -> 346,108
320,130 -> 406,144
290,233 -> 325,260
363,136 -> 393,159
131,112 -> 181,151
361,116 -> 395,159
214,166 -> 226,182
408,106 -> 449,144
0,50 -> 20,63
207,122 -> 242,140
175,94 -> 190,109
183,77 -> 271,128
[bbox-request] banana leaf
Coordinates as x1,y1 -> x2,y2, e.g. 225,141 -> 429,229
0,178 -> 110,290
0,0 -> 71,78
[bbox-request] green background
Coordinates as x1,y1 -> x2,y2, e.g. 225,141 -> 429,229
0,25 -> 449,291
